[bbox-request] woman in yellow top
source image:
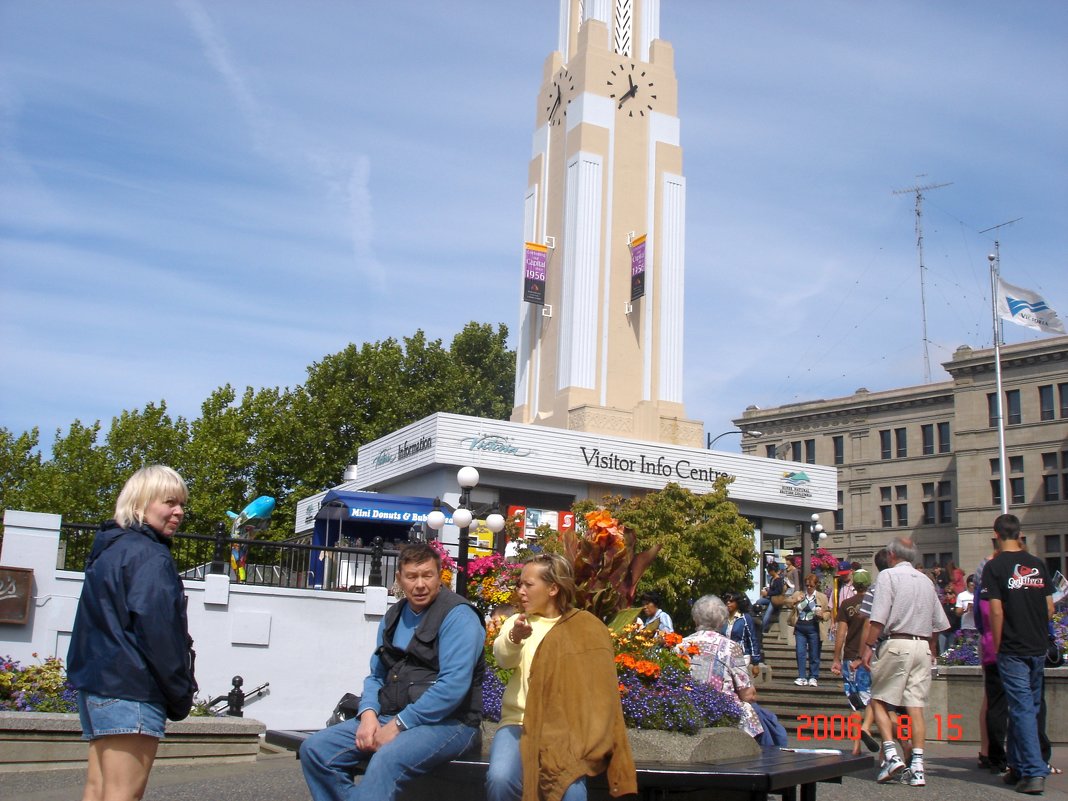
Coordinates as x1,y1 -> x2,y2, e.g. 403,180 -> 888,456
486,553 -> 636,801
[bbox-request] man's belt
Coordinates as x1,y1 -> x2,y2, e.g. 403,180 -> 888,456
888,633 -> 927,640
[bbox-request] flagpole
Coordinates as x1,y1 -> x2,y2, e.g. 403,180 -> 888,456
988,252 -> 1009,515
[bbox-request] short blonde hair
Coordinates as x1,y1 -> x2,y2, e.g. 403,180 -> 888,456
114,465 -> 188,528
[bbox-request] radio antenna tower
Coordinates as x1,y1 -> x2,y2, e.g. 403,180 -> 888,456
893,177 -> 952,383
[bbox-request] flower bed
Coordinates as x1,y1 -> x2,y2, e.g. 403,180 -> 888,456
0,655 -> 77,713
475,508 -> 744,735
613,625 -> 741,733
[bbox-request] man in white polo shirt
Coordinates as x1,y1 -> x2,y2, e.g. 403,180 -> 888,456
861,537 -> 950,787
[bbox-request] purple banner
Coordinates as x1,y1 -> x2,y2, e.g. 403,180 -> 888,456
630,235 -> 646,302
524,243 -> 547,305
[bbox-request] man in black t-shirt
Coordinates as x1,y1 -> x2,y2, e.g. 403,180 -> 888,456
984,514 -> 1054,795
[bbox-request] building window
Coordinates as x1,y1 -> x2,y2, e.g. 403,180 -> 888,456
1060,383 -> 1068,419
1044,475 -> 1061,502
921,424 -> 934,456
1006,389 -> 1021,425
987,389 -> 1024,427
1040,385 -> 1055,421
834,490 -> 844,531
937,480 -> 953,523
922,482 -> 935,525
804,439 -> 816,465
1046,533 -> 1065,579
880,430 -> 891,460
991,480 -> 1000,506
937,422 -> 950,453
765,444 -> 776,459
894,485 -> 907,527
832,435 -> 844,466
895,428 -> 907,458
1009,455 -> 1024,473
791,441 -> 802,462
1042,451 -> 1067,503
880,486 -> 893,528
1010,477 -> 1025,504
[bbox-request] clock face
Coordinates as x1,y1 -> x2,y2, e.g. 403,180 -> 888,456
545,68 -> 574,127
606,61 -> 658,118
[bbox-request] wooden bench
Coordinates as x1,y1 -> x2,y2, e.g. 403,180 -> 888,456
266,729 -> 872,801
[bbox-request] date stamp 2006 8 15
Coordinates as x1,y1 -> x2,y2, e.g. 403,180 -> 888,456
796,714 -> 964,741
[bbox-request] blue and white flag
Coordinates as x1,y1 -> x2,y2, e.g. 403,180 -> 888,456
996,278 -> 1065,335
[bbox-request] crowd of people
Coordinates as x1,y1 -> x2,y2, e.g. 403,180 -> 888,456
748,518 -> 1059,794
64,464 -> 1060,800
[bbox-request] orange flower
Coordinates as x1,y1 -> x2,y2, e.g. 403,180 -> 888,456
662,632 -> 682,647
634,660 -> 661,678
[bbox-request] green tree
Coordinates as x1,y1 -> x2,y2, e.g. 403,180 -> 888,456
448,322 -> 514,420
2,321 -> 515,544
289,325 -> 515,495
575,479 -> 756,631
182,385 -> 258,536
105,401 -> 189,480
18,421 -> 115,524
0,426 -> 42,516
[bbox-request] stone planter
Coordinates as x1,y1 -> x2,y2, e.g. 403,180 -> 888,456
0,712 -> 266,773
926,665 -> 1068,744
477,720 -> 759,763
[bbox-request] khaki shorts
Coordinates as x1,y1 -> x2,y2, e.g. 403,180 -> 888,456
870,638 -> 931,708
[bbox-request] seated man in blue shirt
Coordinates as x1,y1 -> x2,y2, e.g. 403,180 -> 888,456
301,543 -> 485,801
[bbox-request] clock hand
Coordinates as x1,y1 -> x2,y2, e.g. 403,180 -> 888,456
549,89 -> 561,120
617,83 -> 639,109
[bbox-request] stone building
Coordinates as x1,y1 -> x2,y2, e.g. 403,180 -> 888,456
734,336 -> 1068,577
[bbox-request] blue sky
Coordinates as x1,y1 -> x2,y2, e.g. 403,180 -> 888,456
2,1 -> 1065,459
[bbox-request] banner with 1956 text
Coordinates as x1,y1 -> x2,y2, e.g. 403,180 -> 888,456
523,243 -> 547,305
630,235 -> 646,302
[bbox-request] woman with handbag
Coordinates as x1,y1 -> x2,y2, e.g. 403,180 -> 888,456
785,574 -> 831,686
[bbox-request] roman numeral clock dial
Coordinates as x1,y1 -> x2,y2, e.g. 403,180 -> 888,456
606,62 -> 658,117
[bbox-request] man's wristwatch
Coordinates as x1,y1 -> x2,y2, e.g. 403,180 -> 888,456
394,717 -> 407,732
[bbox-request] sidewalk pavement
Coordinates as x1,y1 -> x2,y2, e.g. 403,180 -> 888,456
2,740 -> 1064,801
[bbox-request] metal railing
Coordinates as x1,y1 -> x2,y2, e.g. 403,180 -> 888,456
58,523 -> 401,593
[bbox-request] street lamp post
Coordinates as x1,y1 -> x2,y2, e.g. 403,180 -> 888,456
425,466 -> 505,598
801,512 -> 826,584
706,429 -> 763,450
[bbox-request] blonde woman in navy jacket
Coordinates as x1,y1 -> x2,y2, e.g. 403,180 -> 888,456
67,465 -> 196,801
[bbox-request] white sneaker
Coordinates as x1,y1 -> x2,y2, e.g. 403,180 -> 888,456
904,766 -> 925,786
877,755 -> 907,783
808,678 -> 818,686
794,677 -> 807,686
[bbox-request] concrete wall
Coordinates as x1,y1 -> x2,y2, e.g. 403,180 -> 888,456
1,510 -> 389,731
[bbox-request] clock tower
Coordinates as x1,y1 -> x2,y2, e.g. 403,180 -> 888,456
510,0 -> 701,447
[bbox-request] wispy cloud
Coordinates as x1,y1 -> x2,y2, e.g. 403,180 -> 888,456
174,0 -> 384,288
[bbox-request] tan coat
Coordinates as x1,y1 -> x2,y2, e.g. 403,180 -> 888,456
785,589 -> 832,640
519,609 -> 637,801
